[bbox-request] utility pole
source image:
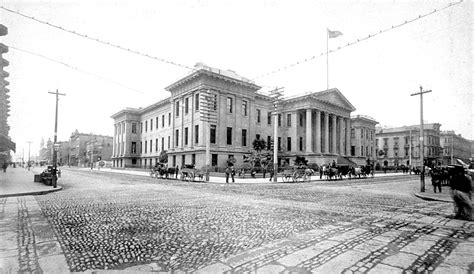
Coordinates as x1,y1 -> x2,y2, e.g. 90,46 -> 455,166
269,87 -> 284,183
411,86 -> 431,192
200,89 -> 217,181
27,141 -> 32,171
48,89 -> 66,188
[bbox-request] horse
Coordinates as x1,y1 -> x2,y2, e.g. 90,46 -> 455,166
324,167 -> 341,180
351,167 -> 364,179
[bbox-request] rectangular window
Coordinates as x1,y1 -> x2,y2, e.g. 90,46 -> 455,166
150,119 -> 153,131
185,97 -> 189,114
299,137 -> 303,151
131,142 -> 137,154
145,140 -> 148,153
168,136 -> 170,149
287,137 -> 291,151
242,129 -> 247,146
278,137 -> 281,151
184,127 -> 189,145
192,154 -> 196,165
172,155 -> 176,166
156,117 -> 158,129
145,121 -> 148,132
278,114 -> 282,126
168,113 -> 171,126
211,154 -> 218,166
360,128 -> 364,138
242,100 -> 247,116
195,93 -> 199,110
195,125 -> 199,143
299,114 -> 303,127
176,101 -> 180,116
131,123 -> 137,133
227,97 -> 233,113
227,127 -> 232,145
267,136 -> 271,150
155,138 -> 158,152
351,128 -> 355,138
361,145 -> 364,156
175,130 -> 179,147
149,139 -> 153,153
162,137 -> 165,151
182,155 -> 185,166
141,122 -> 143,133
162,115 -> 165,127
287,114 -> 291,127
267,112 -> 272,125
210,125 -> 216,144
212,94 -> 217,110
257,109 -> 261,123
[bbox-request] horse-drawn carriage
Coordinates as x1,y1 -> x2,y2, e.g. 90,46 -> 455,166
180,164 -> 205,182
149,164 -> 178,179
281,166 -> 314,183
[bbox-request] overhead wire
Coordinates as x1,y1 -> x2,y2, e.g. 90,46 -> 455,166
0,5 -> 196,72
252,0 -> 464,80
8,45 -> 145,94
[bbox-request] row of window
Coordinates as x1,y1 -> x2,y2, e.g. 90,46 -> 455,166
350,128 -> 374,140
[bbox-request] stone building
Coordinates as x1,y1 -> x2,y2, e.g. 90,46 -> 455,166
0,24 -> 15,165
439,131 -> 471,165
375,123 -> 442,168
68,130 -> 113,167
111,64 -> 359,169
349,115 -> 378,165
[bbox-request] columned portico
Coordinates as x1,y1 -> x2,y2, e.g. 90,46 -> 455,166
323,112 -> 329,154
339,116 -> 344,155
305,109 -> 312,153
331,114 -> 337,154
315,110 -> 321,154
346,118 -> 351,156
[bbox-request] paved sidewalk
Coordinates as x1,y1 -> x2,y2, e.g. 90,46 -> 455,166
0,196 -> 69,273
0,167 -> 62,198
415,184 -> 454,203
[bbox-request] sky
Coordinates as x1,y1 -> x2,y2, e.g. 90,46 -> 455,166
1,0 -> 472,159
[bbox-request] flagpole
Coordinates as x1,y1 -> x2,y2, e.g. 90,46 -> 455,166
326,28 -> 329,90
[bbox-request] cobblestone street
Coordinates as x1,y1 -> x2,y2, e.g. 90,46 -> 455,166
1,168 -> 473,273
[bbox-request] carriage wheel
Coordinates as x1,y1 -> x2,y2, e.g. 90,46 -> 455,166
292,171 -> 302,183
303,174 -> 309,183
149,171 -> 155,178
282,175 -> 290,183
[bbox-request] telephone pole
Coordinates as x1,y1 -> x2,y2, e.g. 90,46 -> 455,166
200,89 -> 217,181
411,86 -> 431,192
48,89 -> 66,188
269,87 -> 284,183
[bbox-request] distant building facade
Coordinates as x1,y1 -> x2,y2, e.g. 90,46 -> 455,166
439,131 -> 471,165
375,123 -> 442,167
0,24 -> 15,165
349,115 -> 378,165
111,64 -> 358,169
68,130 -> 113,167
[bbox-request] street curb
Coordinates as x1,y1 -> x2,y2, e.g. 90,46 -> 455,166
0,186 -> 63,198
414,192 -> 452,203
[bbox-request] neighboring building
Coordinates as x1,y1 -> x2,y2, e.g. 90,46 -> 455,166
375,123 -> 442,168
349,115 -> 378,165
0,24 -> 15,166
439,131 -> 471,165
68,130 -> 113,167
111,63 -> 357,169
38,138 -> 53,164
57,141 -> 70,166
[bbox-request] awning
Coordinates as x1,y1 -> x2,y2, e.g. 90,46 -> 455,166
0,134 -> 16,153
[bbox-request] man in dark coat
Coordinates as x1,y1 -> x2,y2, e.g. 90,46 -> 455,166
449,165 -> 472,221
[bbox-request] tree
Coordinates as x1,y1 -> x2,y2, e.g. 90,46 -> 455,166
252,138 -> 267,152
158,151 -> 168,163
227,156 -> 236,167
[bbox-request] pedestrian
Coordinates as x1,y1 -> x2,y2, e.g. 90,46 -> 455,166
175,165 -> 179,179
262,167 -> 266,179
225,166 -> 231,183
2,162 -> 7,172
269,167 -> 274,182
319,165 -> 324,179
449,165 -> 472,221
431,168 -> 442,193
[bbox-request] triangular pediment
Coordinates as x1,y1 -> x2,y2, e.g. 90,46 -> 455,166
313,88 -> 356,111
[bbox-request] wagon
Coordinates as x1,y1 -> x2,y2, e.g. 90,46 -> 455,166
180,165 -> 205,182
281,166 -> 312,183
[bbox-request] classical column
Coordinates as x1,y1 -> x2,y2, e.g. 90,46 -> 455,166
346,118 -> 351,156
315,110 -> 321,154
324,112 -> 329,154
339,116 -> 344,156
305,109 -> 313,153
331,114 -> 337,154
292,111 -> 298,152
